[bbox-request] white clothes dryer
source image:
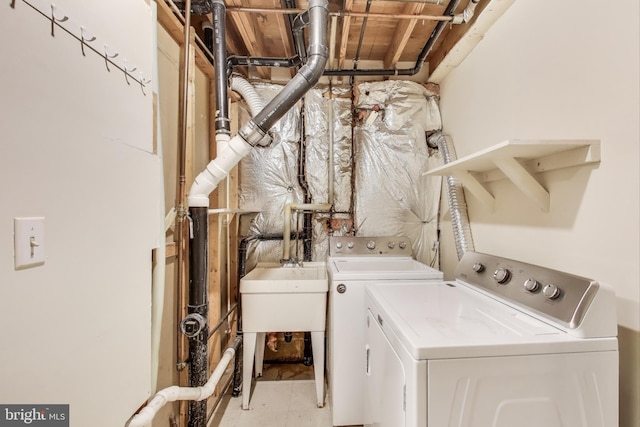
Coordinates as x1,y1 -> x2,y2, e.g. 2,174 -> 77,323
364,251 -> 619,427
326,236 -> 443,426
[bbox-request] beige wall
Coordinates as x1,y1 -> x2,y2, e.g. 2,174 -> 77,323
0,1 -> 159,426
437,0 -> 639,425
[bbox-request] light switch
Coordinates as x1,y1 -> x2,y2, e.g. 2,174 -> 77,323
14,217 -> 45,269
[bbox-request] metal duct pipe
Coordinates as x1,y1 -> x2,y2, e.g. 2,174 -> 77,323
211,0 -> 230,136
250,0 -> 328,134
430,132 -> 475,260
188,0 -> 329,207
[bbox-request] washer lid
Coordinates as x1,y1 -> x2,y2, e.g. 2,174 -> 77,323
365,282 -> 617,360
329,257 -> 443,281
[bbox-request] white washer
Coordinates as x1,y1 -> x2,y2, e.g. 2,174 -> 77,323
327,236 -> 443,427
364,251 -> 619,427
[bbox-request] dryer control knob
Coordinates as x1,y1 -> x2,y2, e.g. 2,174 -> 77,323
366,240 -> 376,250
336,242 -> 343,249
336,284 -> 347,294
543,283 -> 561,300
398,241 -> 407,249
347,242 -> 354,249
493,268 -> 511,284
523,278 -> 540,292
472,263 -> 485,273
387,241 -> 396,249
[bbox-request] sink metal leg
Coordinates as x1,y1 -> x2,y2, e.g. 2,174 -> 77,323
242,332 -> 257,410
311,331 -> 325,408
254,332 -> 266,378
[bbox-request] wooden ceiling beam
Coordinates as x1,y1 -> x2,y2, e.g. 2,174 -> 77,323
384,2 -> 426,68
226,0 -> 271,80
338,0 -> 354,69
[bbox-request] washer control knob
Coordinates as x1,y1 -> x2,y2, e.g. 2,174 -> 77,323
335,242 -> 343,249
366,240 -> 376,250
387,241 -> 395,249
493,268 -> 511,284
336,284 -> 347,294
347,241 -> 354,249
523,278 -> 540,292
472,263 -> 485,273
398,241 -> 407,249
543,284 -> 561,300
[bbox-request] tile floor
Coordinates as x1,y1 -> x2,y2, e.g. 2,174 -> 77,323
208,364 -> 334,427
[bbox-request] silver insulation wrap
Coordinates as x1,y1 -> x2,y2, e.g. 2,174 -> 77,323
238,83 -> 304,271
354,80 -> 442,266
238,80 -> 455,271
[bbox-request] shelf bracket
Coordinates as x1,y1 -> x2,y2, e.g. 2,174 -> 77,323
493,157 -> 550,212
455,170 -> 496,211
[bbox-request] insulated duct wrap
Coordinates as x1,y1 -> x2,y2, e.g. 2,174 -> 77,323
354,80 -> 442,266
304,85 -> 354,257
238,83 -> 304,269
237,80 -> 446,269
429,131 -> 475,260
238,83 -> 354,269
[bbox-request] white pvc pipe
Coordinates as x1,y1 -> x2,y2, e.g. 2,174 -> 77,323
188,134 -> 253,207
128,341 -> 239,427
282,203 -> 331,261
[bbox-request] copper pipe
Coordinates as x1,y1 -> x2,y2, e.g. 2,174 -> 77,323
175,0 -> 192,426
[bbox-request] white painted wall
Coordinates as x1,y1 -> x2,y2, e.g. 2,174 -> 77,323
437,0 -> 639,425
0,1 -> 159,426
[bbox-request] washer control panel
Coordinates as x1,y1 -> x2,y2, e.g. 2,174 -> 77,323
329,236 -> 412,257
455,251 -> 599,329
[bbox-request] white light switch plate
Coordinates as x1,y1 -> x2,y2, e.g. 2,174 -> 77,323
14,217 -> 46,269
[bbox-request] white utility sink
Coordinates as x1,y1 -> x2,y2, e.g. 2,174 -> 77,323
240,262 -> 328,410
240,262 -> 328,332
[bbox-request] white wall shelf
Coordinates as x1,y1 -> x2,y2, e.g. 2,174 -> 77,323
424,139 -> 600,211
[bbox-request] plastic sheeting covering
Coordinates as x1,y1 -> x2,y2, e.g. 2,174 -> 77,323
237,80 -> 443,270
354,80 -> 442,266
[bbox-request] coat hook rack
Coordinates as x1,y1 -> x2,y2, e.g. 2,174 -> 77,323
80,27 -> 96,57
103,45 -> 119,72
50,4 -> 68,37
11,0 -> 150,96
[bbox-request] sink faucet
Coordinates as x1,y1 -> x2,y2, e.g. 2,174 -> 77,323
281,257 -> 302,268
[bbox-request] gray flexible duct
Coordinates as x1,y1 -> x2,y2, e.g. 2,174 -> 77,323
430,132 -> 475,260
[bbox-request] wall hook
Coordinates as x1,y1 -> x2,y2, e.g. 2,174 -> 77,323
103,45 -> 118,72
80,27 -> 96,57
123,60 -> 137,85
139,73 -> 151,96
50,4 -> 68,37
